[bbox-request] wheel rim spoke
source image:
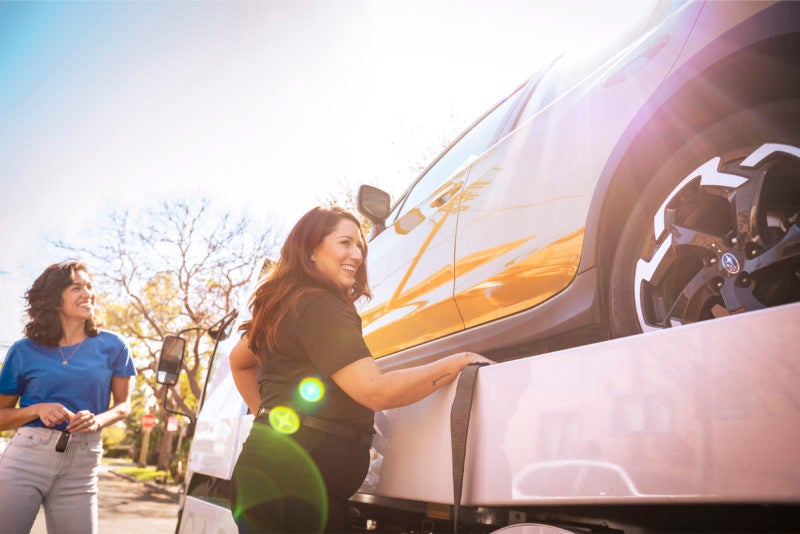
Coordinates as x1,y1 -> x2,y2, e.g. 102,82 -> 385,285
746,224 -> 800,273
728,172 -> 762,244
719,277 -> 767,314
669,222 -> 725,250
663,268 -> 720,325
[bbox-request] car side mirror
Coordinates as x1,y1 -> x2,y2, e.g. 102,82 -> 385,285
357,185 -> 391,234
156,335 -> 186,386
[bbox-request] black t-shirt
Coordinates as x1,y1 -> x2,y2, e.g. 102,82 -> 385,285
256,289 -> 375,434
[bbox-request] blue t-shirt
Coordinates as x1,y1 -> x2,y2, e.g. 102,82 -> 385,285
0,331 -> 137,430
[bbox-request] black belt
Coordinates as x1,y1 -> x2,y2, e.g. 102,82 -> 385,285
257,407 -> 373,448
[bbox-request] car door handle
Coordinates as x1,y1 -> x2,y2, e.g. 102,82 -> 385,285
604,34 -> 669,87
430,182 -> 463,209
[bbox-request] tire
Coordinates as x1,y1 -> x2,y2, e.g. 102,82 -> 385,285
610,100 -> 800,336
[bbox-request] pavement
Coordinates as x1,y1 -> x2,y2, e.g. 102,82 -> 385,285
107,462 -> 183,498
30,463 -> 182,533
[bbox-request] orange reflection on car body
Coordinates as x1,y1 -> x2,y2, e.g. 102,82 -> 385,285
363,297 -> 466,357
455,228 -> 583,328
362,226 -> 584,356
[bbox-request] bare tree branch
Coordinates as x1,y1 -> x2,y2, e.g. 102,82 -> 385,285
51,195 -> 281,468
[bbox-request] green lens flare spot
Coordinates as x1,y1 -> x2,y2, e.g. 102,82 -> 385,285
299,377 -> 325,403
268,406 -> 300,434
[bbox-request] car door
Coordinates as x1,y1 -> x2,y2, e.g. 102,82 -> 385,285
361,87 -> 525,357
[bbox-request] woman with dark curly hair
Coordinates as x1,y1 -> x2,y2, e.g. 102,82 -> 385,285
228,206 -> 492,533
0,260 -> 136,534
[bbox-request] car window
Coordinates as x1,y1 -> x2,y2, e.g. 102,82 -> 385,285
389,86 -> 525,222
515,54 -> 583,126
515,1 -> 677,127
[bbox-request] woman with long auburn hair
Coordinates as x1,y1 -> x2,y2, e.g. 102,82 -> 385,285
0,260 -> 136,533
244,205 -> 371,355
228,205 -> 492,533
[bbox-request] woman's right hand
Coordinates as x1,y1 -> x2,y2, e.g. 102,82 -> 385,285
333,350 -> 496,412
456,352 -> 495,369
36,403 -> 75,427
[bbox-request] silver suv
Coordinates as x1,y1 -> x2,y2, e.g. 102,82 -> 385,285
357,0 -> 800,361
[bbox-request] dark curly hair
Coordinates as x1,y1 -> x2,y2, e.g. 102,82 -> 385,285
24,260 -> 101,347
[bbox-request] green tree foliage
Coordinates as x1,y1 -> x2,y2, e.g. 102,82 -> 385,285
55,196 -> 282,471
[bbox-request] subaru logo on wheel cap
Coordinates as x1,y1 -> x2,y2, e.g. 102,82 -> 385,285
721,252 -> 740,274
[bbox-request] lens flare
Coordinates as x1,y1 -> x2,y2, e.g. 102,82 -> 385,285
299,377 -> 325,403
268,406 -> 300,435
232,423 -> 327,532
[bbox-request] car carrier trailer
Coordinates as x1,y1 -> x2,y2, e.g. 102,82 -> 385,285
162,302 -> 799,533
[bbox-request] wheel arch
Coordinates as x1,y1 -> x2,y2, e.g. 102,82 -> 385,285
580,4 -> 800,319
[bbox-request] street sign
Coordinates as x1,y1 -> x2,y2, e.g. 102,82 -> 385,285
142,413 -> 157,431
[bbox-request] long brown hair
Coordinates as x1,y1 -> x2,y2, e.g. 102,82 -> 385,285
241,206 -> 371,354
24,260 -> 102,347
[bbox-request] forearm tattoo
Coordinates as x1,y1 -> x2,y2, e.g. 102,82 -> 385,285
432,372 -> 451,387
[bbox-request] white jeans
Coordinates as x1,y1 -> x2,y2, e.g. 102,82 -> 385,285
0,427 -> 103,534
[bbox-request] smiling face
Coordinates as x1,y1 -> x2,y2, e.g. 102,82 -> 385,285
58,269 -> 96,324
311,218 -> 364,292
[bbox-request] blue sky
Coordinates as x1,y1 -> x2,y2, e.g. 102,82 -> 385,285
0,0 -> 657,346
